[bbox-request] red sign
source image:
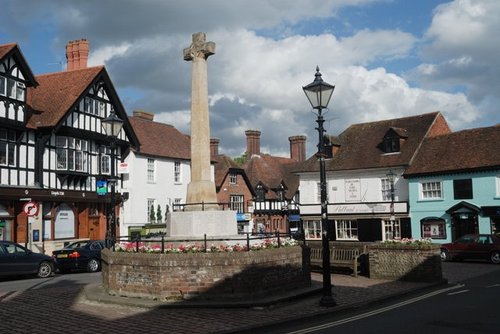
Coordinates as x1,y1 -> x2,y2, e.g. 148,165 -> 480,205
23,201 -> 39,217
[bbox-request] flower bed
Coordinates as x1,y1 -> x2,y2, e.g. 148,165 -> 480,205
115,237 -> 297,254
380,238 -> 434,247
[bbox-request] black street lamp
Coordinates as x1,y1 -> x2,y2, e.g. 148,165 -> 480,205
386,170 -> 396,239
303,66 -> 336,307
102,110 -> 124,249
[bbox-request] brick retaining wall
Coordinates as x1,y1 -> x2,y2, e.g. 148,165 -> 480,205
101,246 -> 311,301
367,244 -> 442,282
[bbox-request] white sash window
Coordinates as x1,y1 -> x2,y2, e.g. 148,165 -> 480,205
0,128 -> 16,166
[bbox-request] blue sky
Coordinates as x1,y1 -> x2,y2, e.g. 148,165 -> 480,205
1,0 -> 498,158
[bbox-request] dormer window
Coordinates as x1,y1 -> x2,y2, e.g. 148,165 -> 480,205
380,128 -> 407,154
383,135 -> 400,153
323,135 -> 340,158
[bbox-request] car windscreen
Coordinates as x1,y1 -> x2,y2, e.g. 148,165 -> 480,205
65,241 -> 91,249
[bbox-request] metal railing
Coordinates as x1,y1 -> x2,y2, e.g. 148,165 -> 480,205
172,201 -> 232,211
113,231 -> 294,253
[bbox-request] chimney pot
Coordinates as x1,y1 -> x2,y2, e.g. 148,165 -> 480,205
289,135 -> 307,162
66,40 -> 75,71
66,39 -> 89,71
245,130 -> 261,157
210,138 -> 220,156
78,39 -> 89,69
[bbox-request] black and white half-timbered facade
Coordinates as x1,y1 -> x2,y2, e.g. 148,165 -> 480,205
0,40 -> 139,253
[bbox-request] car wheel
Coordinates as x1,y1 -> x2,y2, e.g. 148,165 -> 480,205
440,249 -> 450,262
490,251 -> 500,264
37,261 -> 53,278
87,258 -> 100,272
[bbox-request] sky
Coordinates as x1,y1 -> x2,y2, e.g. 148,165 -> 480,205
1,0 -> 499,158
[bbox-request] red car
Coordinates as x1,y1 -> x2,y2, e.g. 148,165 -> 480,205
440,234 -> 500,264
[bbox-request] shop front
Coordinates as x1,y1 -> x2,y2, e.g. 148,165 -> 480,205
300,201 -> 410,242
0,187 -> 119,254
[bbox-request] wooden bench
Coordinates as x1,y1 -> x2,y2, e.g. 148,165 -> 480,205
310,247 -> 362,277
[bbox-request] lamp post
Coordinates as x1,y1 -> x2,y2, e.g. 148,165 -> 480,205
386,170 -> 396,239
303,66 -> 336,307
102,110 -> 124,249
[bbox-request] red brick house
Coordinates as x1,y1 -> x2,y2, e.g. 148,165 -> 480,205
210,138 -> 255,233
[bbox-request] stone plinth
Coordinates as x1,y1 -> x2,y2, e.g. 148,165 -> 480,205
166,210 -> 237,237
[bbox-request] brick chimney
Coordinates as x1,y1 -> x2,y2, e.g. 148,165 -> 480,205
133,110 -> 154,121
66,39 -> 89,71
245,130 -> 261,157
210,138 -> 220,156
289,135 -> 306,162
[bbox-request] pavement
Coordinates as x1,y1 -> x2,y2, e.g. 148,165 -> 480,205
0,267 -> 458,334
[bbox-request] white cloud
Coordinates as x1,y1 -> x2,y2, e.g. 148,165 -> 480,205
154,110 -> 191,134
2,0 -> 497,158
89,43 -> 131,66
425,0 -> 497,58
332,66 -> 478,130
409,0 -> 500,128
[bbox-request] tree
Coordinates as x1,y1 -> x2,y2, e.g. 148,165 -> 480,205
149,204 -> 155,223
156,204 -> 162,223
233,152 -> 248,165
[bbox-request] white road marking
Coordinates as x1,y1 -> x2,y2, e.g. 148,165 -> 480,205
285,284 -> 465,334
447,289 -> 469,296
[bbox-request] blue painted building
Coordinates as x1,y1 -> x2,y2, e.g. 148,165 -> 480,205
405,125 -> 500,243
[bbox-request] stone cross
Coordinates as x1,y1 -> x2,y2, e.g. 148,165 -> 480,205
183,32 -> 219,211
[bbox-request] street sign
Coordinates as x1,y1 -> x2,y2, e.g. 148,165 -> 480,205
23,201 -> 39,216
118,162 -> 129,174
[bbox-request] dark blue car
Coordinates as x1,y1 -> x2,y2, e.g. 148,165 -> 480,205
52,240 -> 105,273
0,241 -> 55,278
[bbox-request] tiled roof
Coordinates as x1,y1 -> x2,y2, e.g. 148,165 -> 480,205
26,66 -> 104,128
0,43 -> 16,59
295,112 -> 449,173
129,116 -> 191,160
404,125 -> 500,176
244,154 -> 300,200
213,155 -> 242,188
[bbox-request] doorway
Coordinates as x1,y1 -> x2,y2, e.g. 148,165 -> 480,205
452,214 -> 478,241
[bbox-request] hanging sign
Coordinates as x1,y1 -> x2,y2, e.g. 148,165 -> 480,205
96,180 -> 108,196
23,201 -> 39,216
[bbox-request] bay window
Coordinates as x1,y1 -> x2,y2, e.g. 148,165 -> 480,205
56,136 -> 88,172
335,219 -> 358,240
303,219 -> 322,240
